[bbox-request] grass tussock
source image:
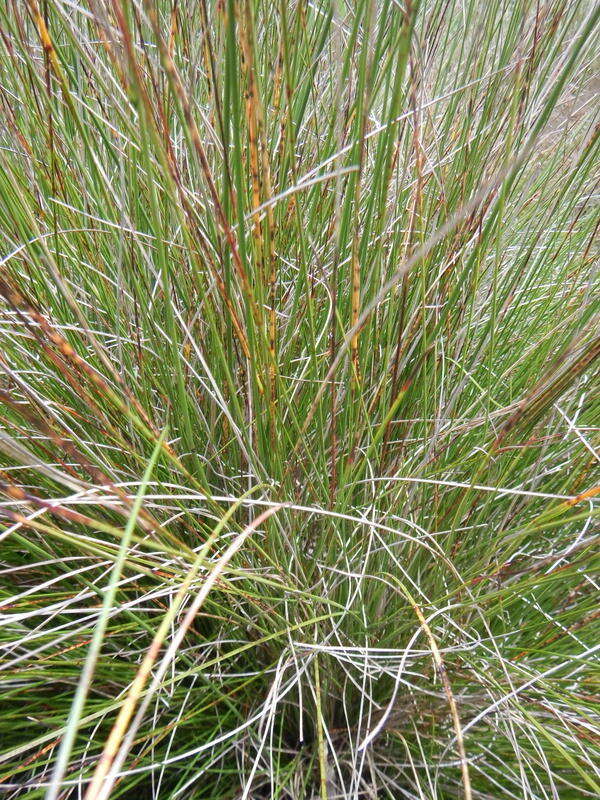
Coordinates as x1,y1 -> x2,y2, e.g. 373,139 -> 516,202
0,1 -> 599,798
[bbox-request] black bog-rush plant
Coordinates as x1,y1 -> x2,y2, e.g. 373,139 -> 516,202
0,1 -> 598,798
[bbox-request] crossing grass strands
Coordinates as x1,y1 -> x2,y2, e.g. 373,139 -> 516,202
0,1 -> 599,798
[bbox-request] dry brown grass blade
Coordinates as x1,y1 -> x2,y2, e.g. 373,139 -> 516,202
237,0 -> 278,414
494,332 -> 600,447
408,596 -> 472,800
